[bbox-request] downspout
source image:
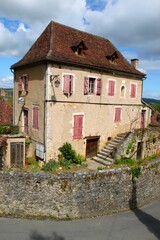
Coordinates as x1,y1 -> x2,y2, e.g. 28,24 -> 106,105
11,68 -> 15,125
43,63 -> 47,163
43,62 -> 50,163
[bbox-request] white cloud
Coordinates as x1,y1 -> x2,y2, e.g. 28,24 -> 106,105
0,0 -> 160,96
0,76 -> 13,88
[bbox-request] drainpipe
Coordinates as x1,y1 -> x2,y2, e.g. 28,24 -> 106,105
11,68 -> 15,126
43,62 -> 50,163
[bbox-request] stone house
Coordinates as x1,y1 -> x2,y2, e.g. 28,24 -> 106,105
11,21 -> 151,163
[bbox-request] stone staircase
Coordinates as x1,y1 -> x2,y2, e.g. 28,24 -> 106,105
92,132 -> 129,166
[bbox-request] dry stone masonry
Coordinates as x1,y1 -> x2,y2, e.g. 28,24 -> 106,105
0,159 -> 160,219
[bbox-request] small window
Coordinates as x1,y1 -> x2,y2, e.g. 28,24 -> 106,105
63,74 -> 73,96
130,83 -> 136,98
84,77 -> 102,95
73,114 -> 83,139
114,108 -> 122,122
18,75 -> 29,93
32,105 -> 39,130
120,86 -> 125,97
108,80 -> 115,96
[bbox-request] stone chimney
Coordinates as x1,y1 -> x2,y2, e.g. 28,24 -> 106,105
131,59 -> 139,70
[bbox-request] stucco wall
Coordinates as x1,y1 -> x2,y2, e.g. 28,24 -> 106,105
0,160 -> 160,219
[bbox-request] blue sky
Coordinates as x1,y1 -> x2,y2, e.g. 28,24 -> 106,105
0,0 -> 160,99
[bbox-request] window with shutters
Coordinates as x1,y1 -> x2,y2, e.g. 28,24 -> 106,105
114,108 -> 122,122
130,83 -> 136,98
32,105 -> 39,130
108,80 -> 115,96
63,74 -> 74,96
18,74 -> 29,94
73,114 -> 84,139
84,77 -> 102,95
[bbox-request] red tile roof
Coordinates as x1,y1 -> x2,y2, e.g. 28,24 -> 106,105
0,100 -> 13,125
11,21 -> 144,77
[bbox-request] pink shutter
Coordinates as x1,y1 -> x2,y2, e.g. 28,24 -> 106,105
33,106 -> 39,129
70,75 -> 73,93
18,76 -> 22,91
108,80 -> 115,96
73,115 -> 83,139
96,78 -> 102,95
63,75 -> 70,94
114,108 -> 121,122
25,75 -> 29,93
84,77 -> 89,95
130,84 -> 136,98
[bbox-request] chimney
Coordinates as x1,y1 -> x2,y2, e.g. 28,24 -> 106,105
131,59 -> 139,70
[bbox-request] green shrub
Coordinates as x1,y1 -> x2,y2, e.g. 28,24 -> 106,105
115,158 -> 135,166
58,142 -> 84,165
0,125 -> 19,134
42,160 -> 60,171
131,165 -> 141,179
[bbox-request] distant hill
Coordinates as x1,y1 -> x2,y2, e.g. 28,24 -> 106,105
143,98 -> 160,105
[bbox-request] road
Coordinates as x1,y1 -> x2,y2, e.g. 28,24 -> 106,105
0,198 -> 160,240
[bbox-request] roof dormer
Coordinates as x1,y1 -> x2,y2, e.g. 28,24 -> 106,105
71,40 -> 88,56
106,51 -> 119,64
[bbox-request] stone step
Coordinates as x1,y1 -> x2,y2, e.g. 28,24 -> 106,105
99,150 -> 110,157
97,153 -> 107,160
92,156 -> 113,166
104,145 -> 115,150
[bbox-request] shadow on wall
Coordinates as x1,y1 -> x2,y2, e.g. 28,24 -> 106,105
129,179 -> 160,239
30,231 -> 65,240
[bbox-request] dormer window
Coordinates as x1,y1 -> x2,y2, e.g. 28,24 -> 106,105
71,40 -> 88,56
106,51 -> 119,64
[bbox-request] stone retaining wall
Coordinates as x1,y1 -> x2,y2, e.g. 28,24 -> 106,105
0,160 -> 160,219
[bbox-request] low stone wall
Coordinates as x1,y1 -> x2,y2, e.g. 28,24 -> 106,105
0,160 -> 160,219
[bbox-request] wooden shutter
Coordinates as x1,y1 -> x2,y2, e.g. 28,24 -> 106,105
18,76 -> 22,91
96,78 -> 102,95
25,75 -> 29,93
70,75 -> 73,93
33,106 -> 39,129
108,80 -> 115,96
130,84 -> 136,98
114,108 -> 121,122
63,75 -> 70,94
84,77 -> 89,95
73,115 -> 83,139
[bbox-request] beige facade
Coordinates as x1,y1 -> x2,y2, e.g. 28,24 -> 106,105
13,63 -> 151,162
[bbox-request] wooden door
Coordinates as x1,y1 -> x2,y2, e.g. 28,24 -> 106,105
24,109 -> 28,133
11,142 -> 24,167
86,137 -> 99,158
141,110 -> 146,128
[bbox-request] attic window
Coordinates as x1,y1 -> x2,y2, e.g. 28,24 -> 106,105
71,40 -> 88,56
106,51 -> 119,64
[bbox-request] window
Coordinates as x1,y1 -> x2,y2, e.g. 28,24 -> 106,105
120,86 -> 125,97
32,105 -> 39,129
18,75 -> 29,93
63,74 -> 73,95
130,83 -> 136,98
84,77 -> 102,95
73,114 -> 83,139
108,80 -> 115,96
114,108 -> 122,122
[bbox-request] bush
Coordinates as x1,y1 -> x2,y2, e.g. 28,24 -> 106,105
42,160 -> 60,171
58,142 -> 84,165
115,158 -> 135,166
0,125 -> 19,134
